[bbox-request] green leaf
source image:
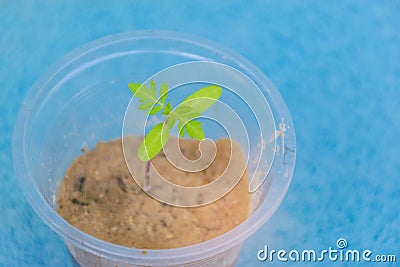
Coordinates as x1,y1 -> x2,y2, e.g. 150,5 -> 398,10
179,85 -> 222,115
174,105 -> 192,115
185,120 -> 205,140
182,111 -> 201,120
129,81 -> 168,116
150,80 -> 157,98
160,82 -> 168,104
162,102 -> 172,116
128,83 -> 152,101
128,83 -> 141,94
138,101 -> 155,111
138,123 -> 169,162
147,105 -> 163,115
171,109 -> 201,122
166,116 -> 176,129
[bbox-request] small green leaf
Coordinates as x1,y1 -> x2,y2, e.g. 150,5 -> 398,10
150,80 -> 157,98
185,120 -> 205,140
162,102 -> 172,116
147,105 -> 163,115
160,82 -> 168,104
167,116 -> 176,129
138,101 -> 154,111
128,83 -> 141,94
138,123 -> 169,162
129,81 -> 168,115
128,83 -> 151,100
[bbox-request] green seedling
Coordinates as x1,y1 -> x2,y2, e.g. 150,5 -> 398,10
128,80 -> 222,162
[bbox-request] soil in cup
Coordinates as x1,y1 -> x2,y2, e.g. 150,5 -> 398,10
57,137 -> 249,249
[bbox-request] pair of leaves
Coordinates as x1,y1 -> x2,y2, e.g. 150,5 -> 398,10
128,81 -> 222,162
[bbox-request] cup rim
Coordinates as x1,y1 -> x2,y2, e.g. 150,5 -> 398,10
12,30 -> 296,265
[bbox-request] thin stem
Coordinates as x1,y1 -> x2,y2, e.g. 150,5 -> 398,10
143,118 -> 170,192
144,160 -> 151,191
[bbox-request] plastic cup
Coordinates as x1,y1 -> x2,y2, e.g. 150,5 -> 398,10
12,31 -> 296,267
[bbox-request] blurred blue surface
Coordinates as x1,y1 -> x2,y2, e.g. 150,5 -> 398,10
1,1 -> 399,266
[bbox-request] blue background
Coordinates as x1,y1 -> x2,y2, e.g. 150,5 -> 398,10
1,1 -> 399,266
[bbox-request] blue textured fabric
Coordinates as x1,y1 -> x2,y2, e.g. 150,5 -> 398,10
1,1 -> 399,266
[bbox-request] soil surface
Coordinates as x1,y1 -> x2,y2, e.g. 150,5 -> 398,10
58,137 -> 249,249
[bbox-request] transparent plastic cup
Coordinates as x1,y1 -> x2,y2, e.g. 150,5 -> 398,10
12,31 -> 296,267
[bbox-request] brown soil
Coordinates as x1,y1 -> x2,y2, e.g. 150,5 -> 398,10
57,137 -> 249,249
